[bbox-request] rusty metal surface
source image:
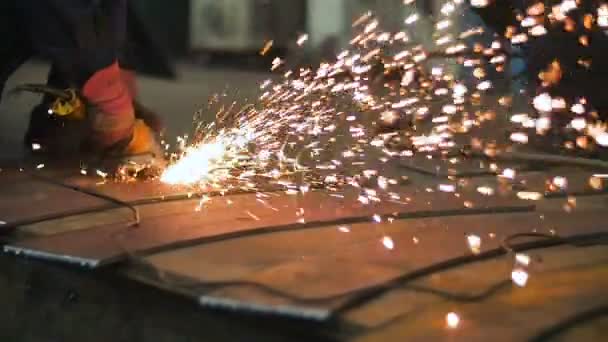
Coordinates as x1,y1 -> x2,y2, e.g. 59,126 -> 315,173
123,197 -> 608,324
0,162 -> 250,235
352,245 -> 608,342
0,158 -> 607,339
0,168 -> 110,233
32,161 -> 194,203
3,182 -> 533,267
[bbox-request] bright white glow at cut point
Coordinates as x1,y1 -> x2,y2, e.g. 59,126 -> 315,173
161,141 -> 228,185
161,128 -> 253,186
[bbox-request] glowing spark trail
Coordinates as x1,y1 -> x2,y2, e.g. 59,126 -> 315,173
158,1 -> 608,269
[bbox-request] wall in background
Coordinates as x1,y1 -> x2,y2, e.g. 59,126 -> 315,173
307,0 -> 348,48
131,0 -> 190,56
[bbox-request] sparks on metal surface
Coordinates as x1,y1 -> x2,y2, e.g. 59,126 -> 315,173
162,0 -> 608,200
150,1 -> 608,304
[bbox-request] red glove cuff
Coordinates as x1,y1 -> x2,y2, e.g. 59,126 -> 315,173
83,61 -> 135,147
83,61 -> 134,116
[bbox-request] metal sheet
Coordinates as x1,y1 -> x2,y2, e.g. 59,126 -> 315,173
125,200 -> 608,321
2,162 -> 231,235
0,168 -> 111,234
33,163 -> 194,203
352,245 -> 608,341
33,161 -> 288,204
3,185 -> 533,267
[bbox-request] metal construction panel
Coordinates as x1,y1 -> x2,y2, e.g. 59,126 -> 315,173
124,199 -> 608,321
3,184 -> 534,267
34,165 -> 193,203
0,162 -> 197,235
0,168 -> 111,234
351,245 -> 608,341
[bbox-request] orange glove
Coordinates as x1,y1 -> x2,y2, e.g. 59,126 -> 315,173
82,61 -> 164,162
127,119 -> 164,158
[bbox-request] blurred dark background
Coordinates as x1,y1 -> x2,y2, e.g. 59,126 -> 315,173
0,0 -> 490,159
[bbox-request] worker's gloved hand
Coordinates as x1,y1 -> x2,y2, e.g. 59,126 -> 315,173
82,61 -> 165,172
124,119 -> 165,161
120,67 -> 164,134
134,100 -> 164,135
109,118 -> 166,178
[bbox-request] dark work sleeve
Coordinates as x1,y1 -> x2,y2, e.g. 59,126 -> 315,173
0,0 -> 32,101
15,0 -> 127,87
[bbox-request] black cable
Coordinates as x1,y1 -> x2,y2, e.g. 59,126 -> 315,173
0,162 -> 319,233
126,230 -> 607,313
356,281 -> 514,335
1,203 -> 118,233
118,204 -> 532,306
0,180 -> 271,234
502,232 -> 555,253
127,262 -> 335,305
138,204 -> 535,257
10,168 -> 608,324
127,253 -> 513,307
352,278 -> 514,336
10,175 -> 608,341
474,150 -> 608,171
24,170 -> 140,227
333,230 -> 608,316
404,280 -> 512,302
355,256 -> 608,336
529,304 -> 608,342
